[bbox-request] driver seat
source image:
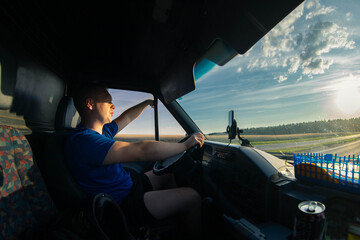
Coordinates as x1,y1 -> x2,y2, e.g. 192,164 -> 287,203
42,96 -> 179,239
38,96 -> 134,239
39,96 -> 87,211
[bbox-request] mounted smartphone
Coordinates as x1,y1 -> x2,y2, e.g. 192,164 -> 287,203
228,110 -> 237,140
229,110 -> 234,127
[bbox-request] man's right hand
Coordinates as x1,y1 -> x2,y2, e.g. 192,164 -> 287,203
104,132 -> 205,165
184,132 -> 205,150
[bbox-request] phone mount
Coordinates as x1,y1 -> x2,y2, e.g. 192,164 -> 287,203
226,110 -> 251,146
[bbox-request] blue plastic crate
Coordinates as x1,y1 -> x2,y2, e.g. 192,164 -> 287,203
294,153 -> 360,194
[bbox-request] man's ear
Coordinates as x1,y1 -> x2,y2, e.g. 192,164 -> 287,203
85,98 -> 94,110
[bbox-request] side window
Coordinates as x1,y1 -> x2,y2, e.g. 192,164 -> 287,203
0,109 -> 31,135
108,89 -> 185,143
0,62 -> 31,135
109,89 -> 155,142
158,101 -> 186,143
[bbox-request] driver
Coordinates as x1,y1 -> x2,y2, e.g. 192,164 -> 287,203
65,83 -> 204,239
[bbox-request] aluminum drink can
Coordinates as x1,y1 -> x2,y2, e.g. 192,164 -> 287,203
293,201 -> 326,240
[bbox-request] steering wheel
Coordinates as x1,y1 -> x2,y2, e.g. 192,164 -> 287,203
153,135 -> 199,176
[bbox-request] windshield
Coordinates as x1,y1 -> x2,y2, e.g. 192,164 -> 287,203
178,0 -> 360,157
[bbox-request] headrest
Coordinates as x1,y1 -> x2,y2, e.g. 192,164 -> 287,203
55,96 -> 81,130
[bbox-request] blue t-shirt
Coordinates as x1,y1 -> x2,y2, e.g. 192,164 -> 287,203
65,121 -> 133,204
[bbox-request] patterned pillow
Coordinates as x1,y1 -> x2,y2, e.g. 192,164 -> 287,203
0,125 -> 58,239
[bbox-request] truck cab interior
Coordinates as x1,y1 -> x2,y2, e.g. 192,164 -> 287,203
1,0 -> 360,239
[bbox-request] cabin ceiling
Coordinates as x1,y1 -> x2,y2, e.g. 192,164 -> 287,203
0,0 -> 303,102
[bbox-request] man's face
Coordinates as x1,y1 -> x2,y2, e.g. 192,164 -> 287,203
92,89 -> 115,124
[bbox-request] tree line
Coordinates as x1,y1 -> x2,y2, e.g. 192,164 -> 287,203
243,118 -> 360,135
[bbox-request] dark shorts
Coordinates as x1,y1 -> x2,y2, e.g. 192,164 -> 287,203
120,173 -> 156,227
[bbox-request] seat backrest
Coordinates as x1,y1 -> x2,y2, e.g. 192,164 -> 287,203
40,133 -> 89,211
54,96 -> 81,131
38,96 -> 88,211
40,97 -> 134,239
0,125 -> 58,238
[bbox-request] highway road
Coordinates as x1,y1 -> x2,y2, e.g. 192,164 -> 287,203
255,134 -> 360,156
315,139 -> 360,156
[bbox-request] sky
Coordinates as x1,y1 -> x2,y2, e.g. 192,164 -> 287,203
111,0 -> 360,135
109,89 -> 185,135
179,0 -> 360,134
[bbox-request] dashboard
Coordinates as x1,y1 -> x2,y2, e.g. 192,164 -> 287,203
199,141 -> 360,239
200,142 -> 278,221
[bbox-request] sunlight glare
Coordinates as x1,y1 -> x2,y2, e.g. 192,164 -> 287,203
335,76 -> 360,114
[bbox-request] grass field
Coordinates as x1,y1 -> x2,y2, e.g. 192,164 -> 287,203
266,137 -> 360,153
208,132 -> 360,156
206,132 -> 358,144
114,132 -> 360,156
2,107 -> 358,156
115,132 -> 359,144
115,132 -> 358,143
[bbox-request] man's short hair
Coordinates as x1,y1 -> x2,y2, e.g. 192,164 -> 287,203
73,82 -> 108,117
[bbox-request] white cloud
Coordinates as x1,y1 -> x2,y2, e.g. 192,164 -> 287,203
260,60 -> 268,68
305,6 -> 335,20
346,12 -> 351,21
299,21 -> 354,75
249,0 -> 356,79
283,57 -> 301,73
261,5 -> 304,58
247,58 -> 273,70
247,58 -> 259,70
305,0 -> 321,10
227,0 -> 356,85
305,21 -> 354,55
275,75 -> 288,83
302,58 -> 334,75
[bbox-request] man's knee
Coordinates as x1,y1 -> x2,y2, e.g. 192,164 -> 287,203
145,171 -> 176,190
183,187 -> 202,209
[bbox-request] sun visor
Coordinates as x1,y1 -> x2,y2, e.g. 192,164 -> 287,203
160,56 -> 196,104
199,39 -> 238,67
160,39 -> 237,103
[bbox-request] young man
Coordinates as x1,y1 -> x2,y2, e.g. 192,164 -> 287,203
65,83 -> 204,239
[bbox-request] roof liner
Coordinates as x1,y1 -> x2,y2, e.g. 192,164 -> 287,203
0,0 -> 303,102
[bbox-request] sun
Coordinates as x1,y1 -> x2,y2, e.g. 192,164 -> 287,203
335,77 -> 360,114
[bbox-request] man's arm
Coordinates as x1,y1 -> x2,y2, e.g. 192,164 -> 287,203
103,132 -> 204,165
114,99 -> 154,132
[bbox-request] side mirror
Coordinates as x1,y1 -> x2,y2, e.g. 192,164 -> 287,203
227,110 -> 237,140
